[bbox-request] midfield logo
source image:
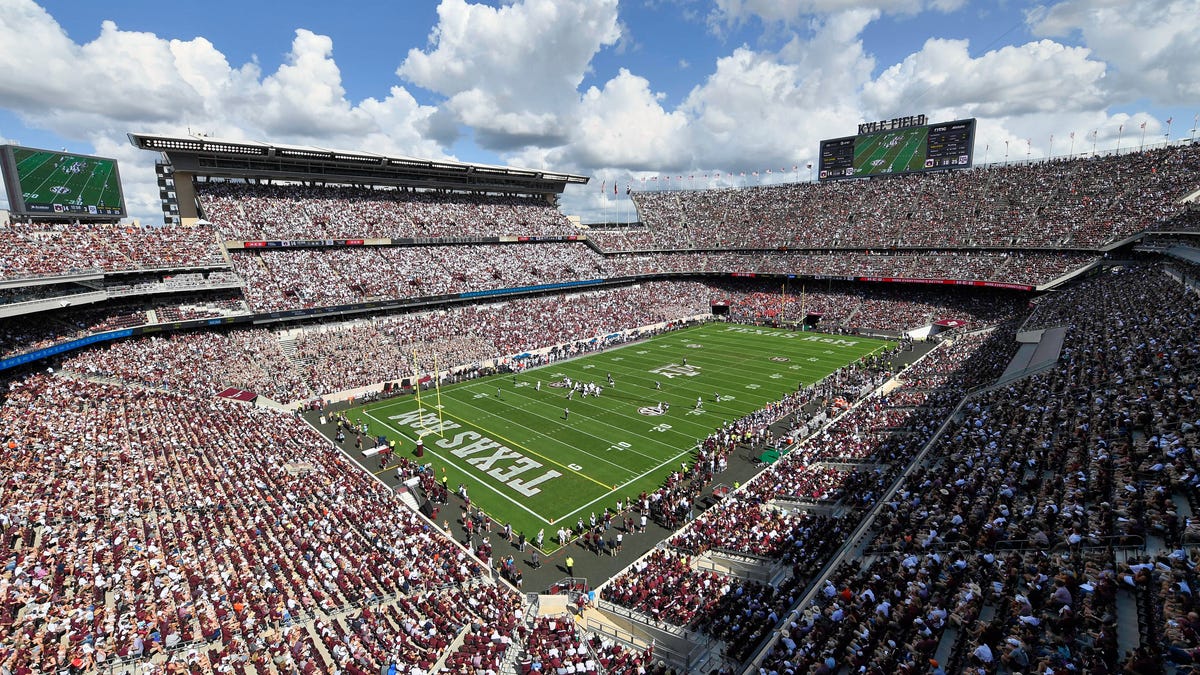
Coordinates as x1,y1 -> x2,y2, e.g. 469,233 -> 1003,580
649,363 -> 702,379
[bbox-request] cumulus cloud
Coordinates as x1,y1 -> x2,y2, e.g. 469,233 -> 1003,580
0,0 -> 1186,228
569,69 -> 690,169
862,38 -> 1108,118
1027,0 -> 1200,105
398,0 -> 621,151
710,0 -> 965,27
0,0 -> 448,224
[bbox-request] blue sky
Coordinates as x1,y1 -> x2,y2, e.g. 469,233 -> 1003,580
0,0 -> 1197,224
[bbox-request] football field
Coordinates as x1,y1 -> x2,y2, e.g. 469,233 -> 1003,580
346,324 -> 894,550
12,148 -> 122,211
854,126 -> 928,176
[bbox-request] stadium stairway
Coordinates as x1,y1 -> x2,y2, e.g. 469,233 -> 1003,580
1116,585 -> 1143,663
394,483 -> 423,513
276,329 -> 311,371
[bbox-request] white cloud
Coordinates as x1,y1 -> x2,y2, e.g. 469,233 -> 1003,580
0,0 -> 446,224
710,0 -> 964,27
567,69 -> 690,169
398,0 -> 621,151
863,38 -> 1107,118
1027,0 -> 1200,105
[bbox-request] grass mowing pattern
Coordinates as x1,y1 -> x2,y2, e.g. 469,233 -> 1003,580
344,324 -> 894,549
853,126 -> 929,177
12,148 -> 123,213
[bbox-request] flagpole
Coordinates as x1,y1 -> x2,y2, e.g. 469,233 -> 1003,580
1069,133 -> 1075,158
1116,124 -> 1124,154
1139,124 -> 1147,152
1048,134 -> 1053,161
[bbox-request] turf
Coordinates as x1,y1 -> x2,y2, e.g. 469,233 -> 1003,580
853,126 -> 929,177
12,148 -> 123,213
343,323 -> 894,550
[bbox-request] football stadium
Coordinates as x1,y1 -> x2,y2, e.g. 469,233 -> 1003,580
2,133 -> 1198,675
2,10 -> 1200,675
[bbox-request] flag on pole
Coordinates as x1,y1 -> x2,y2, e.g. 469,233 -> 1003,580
1140,121 -> 1147,130
1070,132 -> 1075,139
1166,117 -> 1173,125
614,182 -> 617,195
600,180 -> 605,193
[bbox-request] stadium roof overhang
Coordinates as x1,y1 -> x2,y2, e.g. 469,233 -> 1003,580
127,132 -> 589,196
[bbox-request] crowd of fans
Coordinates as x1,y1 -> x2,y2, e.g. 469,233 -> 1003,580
231,242 -> 610,311
229,243 -> 1089,314
631,144 -> 1200,250
291,281 -> 711,396
4,146 -> 1199,673
10,278 -> 1024,405
196,182 -> 576,240
220,241 -> 1091,313
59,329 -> 314,402
606,250 -> 1094,288
0,374 -> 495,674
716,280 -> 1028,332
0,292 -> 247,361
596,311 -> 1026,669
749,265 -> 1200,674
0,222 -> 225,280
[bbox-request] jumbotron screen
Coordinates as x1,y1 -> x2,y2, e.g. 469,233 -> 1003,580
0,145 -> 126,218
818,118 -> 975,181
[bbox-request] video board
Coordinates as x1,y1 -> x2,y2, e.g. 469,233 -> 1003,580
818,118 -> 975,181
0,145 -> 126,218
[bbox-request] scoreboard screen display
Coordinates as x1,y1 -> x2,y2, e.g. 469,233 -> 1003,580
818,118 -> 975,181
0,145 -> 127,218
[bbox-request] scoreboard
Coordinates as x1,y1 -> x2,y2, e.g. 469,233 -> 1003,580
818,118 -> 975,181
0,145 -> 127,219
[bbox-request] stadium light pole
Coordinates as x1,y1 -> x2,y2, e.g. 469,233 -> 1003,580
1192,113 -> 1198,143
1069,132 -> 1075,158
1091,130 -> 1098,156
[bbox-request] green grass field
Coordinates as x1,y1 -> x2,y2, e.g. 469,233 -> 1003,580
854,126 -> 928,177
12,148 -> 123,214
344,324 -> 894,550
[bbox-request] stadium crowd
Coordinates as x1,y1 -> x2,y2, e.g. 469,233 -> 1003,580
748,265 -> 1200,674
196,183 -> 576,240
630,144 -> 1200,250
0,221 -> 225,280
0,373 -> 494,674
0,292 -> 246,361
227,244 -> 1089,314
2,259 -> 1197,672
230,242 -> 610,312
596,312 -> 1025,668
37,278 -> 1032,406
